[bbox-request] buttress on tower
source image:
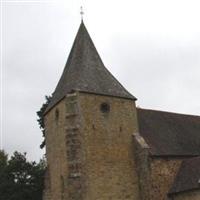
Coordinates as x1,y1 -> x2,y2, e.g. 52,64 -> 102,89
43,22 -> 140,200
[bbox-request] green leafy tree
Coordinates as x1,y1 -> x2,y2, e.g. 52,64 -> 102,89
0,151 -> 9,198
0,151 -> 46,200
37,95 -> 52,149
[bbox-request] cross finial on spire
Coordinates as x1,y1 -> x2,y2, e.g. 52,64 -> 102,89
80,6 -> 84,22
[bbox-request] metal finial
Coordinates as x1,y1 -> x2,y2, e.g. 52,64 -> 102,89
80,6 -> 84,21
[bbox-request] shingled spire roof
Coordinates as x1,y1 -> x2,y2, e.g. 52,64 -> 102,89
45,22 -> 136,113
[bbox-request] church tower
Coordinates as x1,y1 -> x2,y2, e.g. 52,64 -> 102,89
43,21 -> 140,200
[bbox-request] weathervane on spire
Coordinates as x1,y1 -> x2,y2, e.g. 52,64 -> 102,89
80,6 -> 84,21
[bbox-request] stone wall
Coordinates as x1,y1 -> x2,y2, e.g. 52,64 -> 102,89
43,91 -> 198,200
44,92 -> 141,200
149,158 -> 182,200
44,98 -> 68,200
78,92 -> 140,200
133,133 -> 151,200
133,134 -> 182,200
170,190 -> 200,200
43,167 -> 52,200
65,93 -> 85,200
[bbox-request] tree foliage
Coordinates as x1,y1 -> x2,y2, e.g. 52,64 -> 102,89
37,95 -> 52,149
0,150 -> 46,200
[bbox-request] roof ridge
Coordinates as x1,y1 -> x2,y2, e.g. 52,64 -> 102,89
137,107 -> 200,156
137,107 -> 200,118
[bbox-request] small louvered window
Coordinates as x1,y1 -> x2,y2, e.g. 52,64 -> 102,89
100,103 -> 110,113
55,109 -> 59,124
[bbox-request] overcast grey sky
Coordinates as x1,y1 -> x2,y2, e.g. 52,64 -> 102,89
1,0 -> 200,161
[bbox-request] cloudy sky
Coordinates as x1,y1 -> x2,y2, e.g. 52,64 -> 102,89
1,0 -> 200,161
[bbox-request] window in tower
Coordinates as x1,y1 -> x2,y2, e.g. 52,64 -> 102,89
100,102 -> 110,113
55,109 -> 59,124
61,175 -> 65,199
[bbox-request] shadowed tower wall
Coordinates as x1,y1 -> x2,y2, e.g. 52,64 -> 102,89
43,92 -> 140,200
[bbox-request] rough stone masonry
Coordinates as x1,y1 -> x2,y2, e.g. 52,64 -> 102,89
42,21 -> 200,200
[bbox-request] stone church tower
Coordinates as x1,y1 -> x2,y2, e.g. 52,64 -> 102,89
43,22 -> 140,200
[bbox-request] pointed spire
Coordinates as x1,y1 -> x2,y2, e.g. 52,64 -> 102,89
45,22 -> 136,113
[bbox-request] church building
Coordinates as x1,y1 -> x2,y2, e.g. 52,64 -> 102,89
43,21 -> 200,200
